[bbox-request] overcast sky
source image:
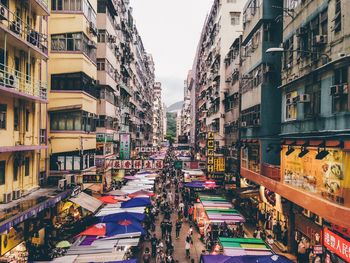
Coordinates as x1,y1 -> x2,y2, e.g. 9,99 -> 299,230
130,0 -> 213,107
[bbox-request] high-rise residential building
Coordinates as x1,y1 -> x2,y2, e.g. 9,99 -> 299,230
195,0 -> 246,161
153,81 -> 164,146
48,0 -> 98,188
181,75 -> 191,141
0,0 -> 50,203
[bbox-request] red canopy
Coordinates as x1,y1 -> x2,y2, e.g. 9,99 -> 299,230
128,190 -> 155,198
98,196 -> 118,204
78,223 -> 106,236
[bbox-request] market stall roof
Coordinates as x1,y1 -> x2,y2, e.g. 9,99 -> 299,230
204,209 -> 245,223
107,190 -> 128,196
182,169 -> 204,175
199,195 -> 227,201
121,197 -> 151,208
97,211 -> 145,223
96,206 -> 145,217
219,237 -> 271,256
98,196 -> 119,204
69,192 -> 103,213
128,190 -> 155,198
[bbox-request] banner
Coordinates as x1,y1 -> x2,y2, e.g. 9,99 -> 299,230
324,227 -> 350,262
281,146 -> 350,205
102,159 -> 163,170
119,133 -> 131,160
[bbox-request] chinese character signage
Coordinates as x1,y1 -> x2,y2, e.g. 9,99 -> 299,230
207,132 -> 215,174
281,146 -> 350,205
119,133 -> 131,160
96,133 -> 113,143
136,147 -> 157,153
101,159 -> 163,170
214,157 -> 225,172
324,228 -> 350,262
174,161 -> 183,169
0,224 -> 24,256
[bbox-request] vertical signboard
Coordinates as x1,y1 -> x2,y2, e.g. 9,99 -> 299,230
119,133 -> 131,160
207,132 -> 215,174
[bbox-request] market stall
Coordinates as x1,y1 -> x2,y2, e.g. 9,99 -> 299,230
216,237 -> 272,256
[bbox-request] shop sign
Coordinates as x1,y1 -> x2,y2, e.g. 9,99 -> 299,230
324,227 -> 350,262
96,133 -> 113,143
136,147 -> 157,153
281,146 -> 350,205
0,226 -> 24,256
119,133 -> 131,160
295,214 -> 322,245
207,132 -> 215,174
213,157 -> 225,172
102,159 -> 163,170
225,184 -> 236,190
83,174 -> 103,183
174,161 -> 183,169
208,173 -> 225,180
313,245 -> 323,255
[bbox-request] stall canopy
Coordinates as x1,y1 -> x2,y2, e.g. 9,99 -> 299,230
219,237 -> 272,256
200,254 -> 293,263
97,212 -> 145,223
69,192 -> 103,213
107,190 -> 128,196
78,221 -> 145,237
98,196 -> 119,204
128,190 -> 155,198
121,197 -> 151,208
205,208 -> 245,223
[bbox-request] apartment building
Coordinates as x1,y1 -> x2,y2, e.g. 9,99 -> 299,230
0,0 -> 49,202
153,81 -> 164,146
181,76 -> 191,141
195,0 -> 246,160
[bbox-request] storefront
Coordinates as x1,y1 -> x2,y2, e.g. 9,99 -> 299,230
0,224 -> 27,262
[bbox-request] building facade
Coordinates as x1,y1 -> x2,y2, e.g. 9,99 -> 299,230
195,0 -> 246,161
153,81 -> 164,146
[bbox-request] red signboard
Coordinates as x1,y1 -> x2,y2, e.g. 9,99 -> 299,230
100,159 -> 163,170
324,227 -> 350,262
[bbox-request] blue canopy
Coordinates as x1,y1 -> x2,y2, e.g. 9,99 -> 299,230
185,181 -> 205,188
97,212 -> 145,223
106,221 -> 145,236
121,197 -> 151,208
94,259 -> 137,263
200,255 -> 293,263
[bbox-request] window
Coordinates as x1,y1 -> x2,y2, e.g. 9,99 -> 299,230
51,32 -> 96,62
334,0 -> 341,33
241,104 -> 260,126
0,104 -> 7,129
14,107 -> 19,131
283,35 -> 294,69
97,59 -> 105,71
97,29 -> 107,43
285,92 -> 298,121
25,110 -> 29,132
50,111 -> 95,132
332,66 -> 349,112
230,12 -> 240,26
24,157 -> 30,176
0,161 -> 5,185
304,85 -> 321,118
40,129 -> 47,144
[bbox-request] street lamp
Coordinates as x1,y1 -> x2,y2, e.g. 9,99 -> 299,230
266,47 -> 330,61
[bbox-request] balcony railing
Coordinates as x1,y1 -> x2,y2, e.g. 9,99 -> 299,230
261,163 -> 281,181
0,63 -> 47,100
0,6 -> 48,55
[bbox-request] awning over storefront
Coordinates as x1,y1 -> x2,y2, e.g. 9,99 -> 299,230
219,237 -> 272,256
69,192 -> 103,213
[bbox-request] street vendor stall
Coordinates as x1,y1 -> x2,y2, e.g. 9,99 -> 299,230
216,237 -> 272,256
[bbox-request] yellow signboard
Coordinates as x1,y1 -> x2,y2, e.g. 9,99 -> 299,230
0,226 -> 24,256
214,157 -> 225,172
208,132 -> 214,140
281,146 -> 350,205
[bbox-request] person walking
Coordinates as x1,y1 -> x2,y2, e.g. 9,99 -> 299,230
175,219 -> 182,239
161,220 -> 166,239
142,247 -> 151,263
151,234 -> 158,258
185,235 -> 192,258
167,221 -> 173,236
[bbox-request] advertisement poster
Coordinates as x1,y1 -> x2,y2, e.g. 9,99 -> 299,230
119,133 -> 131,160
0,225 -> 24,256
324,227 -> 350,262
281,146 -> 350,205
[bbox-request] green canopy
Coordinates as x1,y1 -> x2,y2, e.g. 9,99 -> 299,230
205,209 -> 240,214
219,237 -> 268,249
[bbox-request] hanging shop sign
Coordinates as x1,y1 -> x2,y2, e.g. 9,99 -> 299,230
101,159 -> 164,170
281,146 -> 350,205
82,174 -> 103,184
295,213 -> 322,245
207,132 -> 215,173
0,225 -> 24,256
174,161 -> 183,169
119,133 -> 131,160
213,157 -> 225,172
136,147 -> 158,153
208,173 -> 225,181
96,133 -> 114,143
324,227 -> 350,262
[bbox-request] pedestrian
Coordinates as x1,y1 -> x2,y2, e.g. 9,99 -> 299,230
161,220 -> 166,239
266,234 -> 274,247
185,237 -> 191,258
142,247 -> 151,263
188,224 -> 193,237
167,221 -> 173,236
253,227 -> 262,239
175,219 -> 182,239
151,234 -> 158,258
188,205 -> 194,222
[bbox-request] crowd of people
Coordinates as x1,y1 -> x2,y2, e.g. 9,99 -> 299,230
141,150 -> 199,263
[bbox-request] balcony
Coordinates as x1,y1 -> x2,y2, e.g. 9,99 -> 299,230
0,63 -> 47,102
0,8 -> 48,58
30,0 -> 50,15
261,163 -> 281,181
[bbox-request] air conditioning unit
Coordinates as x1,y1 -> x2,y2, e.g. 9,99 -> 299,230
0,4 -> 8,20
58,179 -> 67,191
299,94 -> 311,103
10,20 -> 21,34
313,35 -> 327,45
7,74 -> 19,89
89,22 -> 97,36
2,192 -> 12,204
88,112 -> 94,118
241,121 -> 247,127
12,189 -> 21,200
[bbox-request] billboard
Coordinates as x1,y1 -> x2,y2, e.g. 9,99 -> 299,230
119,133 -> 131,160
